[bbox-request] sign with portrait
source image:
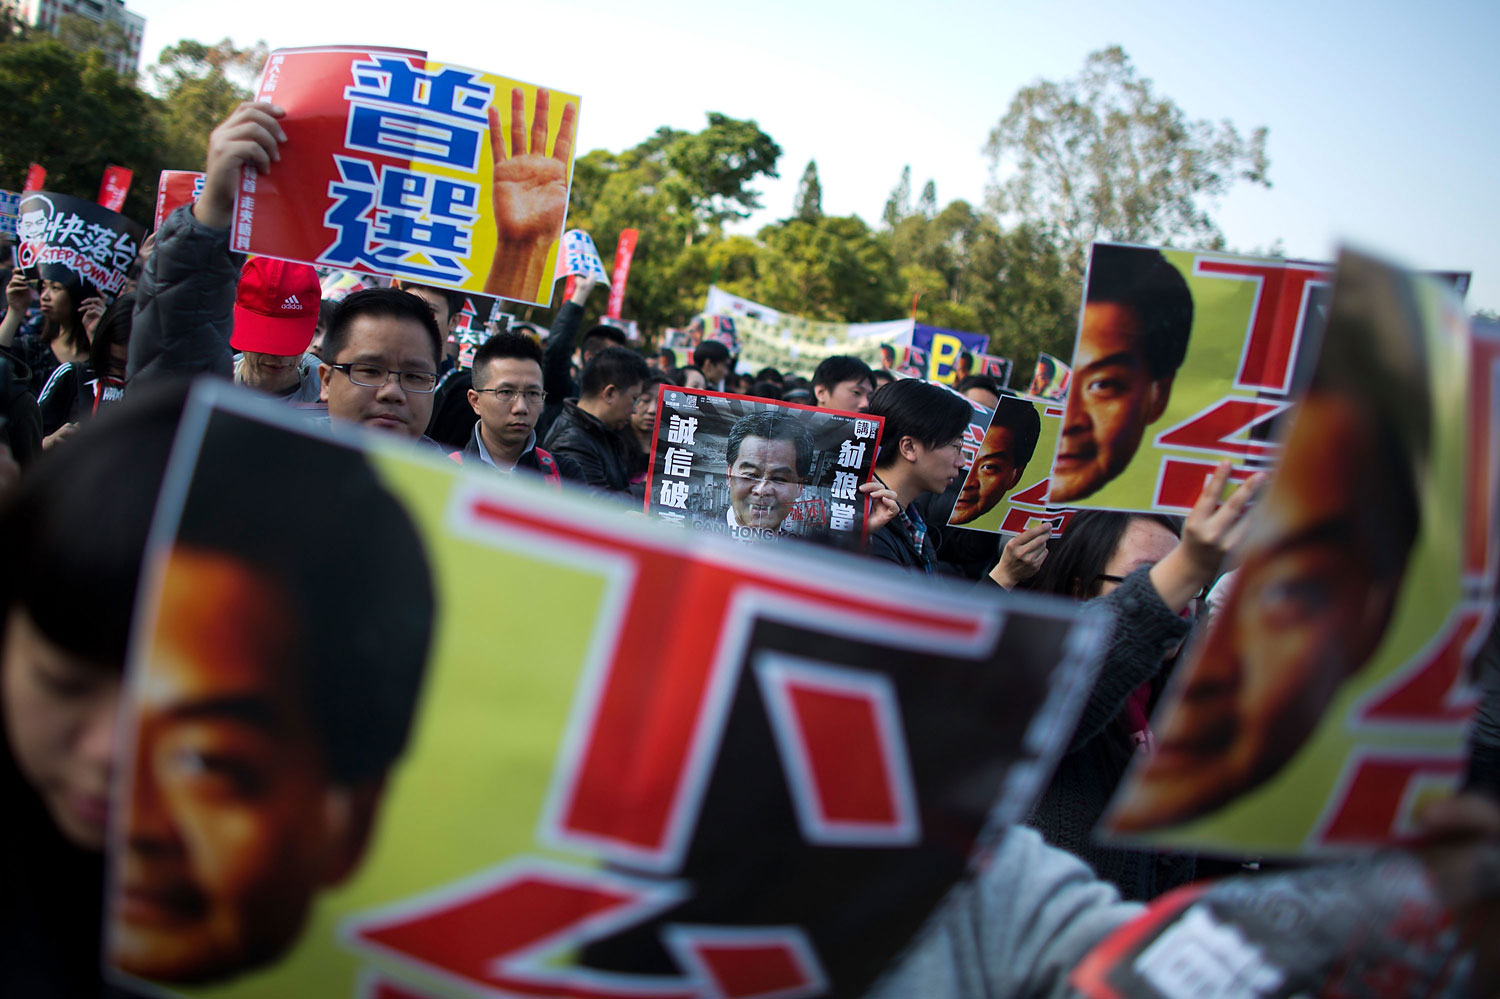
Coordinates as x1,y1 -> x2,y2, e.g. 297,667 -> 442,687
1025,352 -> 1071,400
1102,250 -> 1479,856
910,323 -> 989,385
947,397 -> 1074,537
231,46 -> 581,307
14,190 -> 143,298
643,385 -> 884,544
107,383 -> 1106,999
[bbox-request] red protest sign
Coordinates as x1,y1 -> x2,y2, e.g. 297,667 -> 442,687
606,228 -> 638,319
98,164 -> 133,212
154,170 -> 205,230
22,163 -> 45,192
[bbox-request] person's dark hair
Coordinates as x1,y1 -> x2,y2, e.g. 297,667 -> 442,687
0,382 -> 189,666
399,281 -> 466,322
88,293 -> 134,379
956,375 -> 1001,398
989,396 -> 1043,469
581,346 -> 650,398
680,364 -> 706,383
1024,511 -> 1181,600
324,288 -> 443,367
725,409 -> 814,479
879,344 -> 896,364
1086,244 -> 1194,380
754,367 -> 784,385
1035,355 -> 1057,379
812,355 -> 874,392
692,340 -> 731,369
581,324 -> 628,359
783,376 -> 812,393
748,380 -> 783,400
871,369 -> 895,388
40,277 -> 88,356
472,330 -> 543,382
173,412 -> 435,785
869,379 -> 973,468
657,347 -> 677,369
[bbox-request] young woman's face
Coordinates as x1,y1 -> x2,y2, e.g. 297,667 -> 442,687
40,280 -> 73,322
2,606 -> 121,849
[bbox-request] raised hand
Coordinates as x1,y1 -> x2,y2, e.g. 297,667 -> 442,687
989,521 -> 1051,589
80,295 -> 106,335
195,101 -> 286,230
484,88 -> 577,300
1150,460 -> 1266,612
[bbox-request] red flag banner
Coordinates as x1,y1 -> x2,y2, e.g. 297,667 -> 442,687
98,165 -> 134,212
606,228 -> 638,319
23,163 -> 46,192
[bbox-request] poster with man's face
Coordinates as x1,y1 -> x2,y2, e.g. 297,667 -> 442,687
948,397 -> 1073,537
108,383 -> 1106,998
645,386 -> 884,544
1102,250 -> 1478,857
1048,243 -> 1334,514
14,190 -> 144,297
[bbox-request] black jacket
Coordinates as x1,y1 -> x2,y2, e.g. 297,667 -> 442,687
543,401 -> 633,496
127,204 -> 239,385
867,508 -> 940,572
536,300 -> 586,444
453,420 -> 577,484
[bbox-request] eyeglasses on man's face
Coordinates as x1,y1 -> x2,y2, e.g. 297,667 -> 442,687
474,387 -> 546,406
329,362 -> 438,394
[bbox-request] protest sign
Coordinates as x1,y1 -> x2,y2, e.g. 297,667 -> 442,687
1467,318 -> 1500,602
606,227 -> 637,319
107,383 -> 1106,999
644,386 -> 884,544
1045,242 -> 1336,513
1102,249 -> 1476,856
14,190 -> 143,298
230,46 -> 581,308
154,170 -> 205,230
22,162 -> 45,192
947,396 -> 1073,537
911,323 -> 989,384
98,164 -> 133,213
976,351 -> 1012,386
705,285 -> 911,377
1026,351 -> 1071,400
600,315 -> 639,341
0,189 -> 18,239
554,228 -> 608,284
450,293 -> 501,368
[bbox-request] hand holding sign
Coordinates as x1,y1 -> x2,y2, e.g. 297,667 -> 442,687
79,295 -> 107,335
1148,460 -> 1264,613
197,101 -> 287,229
485,88 -> 577,299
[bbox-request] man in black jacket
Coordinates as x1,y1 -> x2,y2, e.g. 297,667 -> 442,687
537,277 -> 631,443
865,379 -> 973,573
543,346 -> 650,496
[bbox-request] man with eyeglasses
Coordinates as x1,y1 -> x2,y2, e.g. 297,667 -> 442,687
452,331 -> 571,484
723,410 -> 813,538
318,288 -> 443,441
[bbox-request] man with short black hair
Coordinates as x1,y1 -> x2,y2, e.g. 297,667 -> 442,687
865,379 -> 973,572
955,374 -> 1003,411
544,346 -> 651,495
454,332 -> 569,484
812,355 -> 875,414
692,339 -> 732,391
318,288 -> 443,440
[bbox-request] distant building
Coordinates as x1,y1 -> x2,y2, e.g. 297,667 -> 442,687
7,0 -> 145,75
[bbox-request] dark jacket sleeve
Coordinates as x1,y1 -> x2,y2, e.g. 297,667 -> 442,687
543,300 -> 584,402
35,363 -> 79,436
548,436 -> 610,489
1067,565 -> 1192,752
127,205 -> 241,386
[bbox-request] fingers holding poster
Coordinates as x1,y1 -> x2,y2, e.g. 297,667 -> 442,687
646,386 -> 884,543
108,383 -> 1107,998
1102,249 -> 1475,856
231,47 -> 580,307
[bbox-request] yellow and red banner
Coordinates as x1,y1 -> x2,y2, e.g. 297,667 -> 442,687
231,46 -> 581,307
107,384 -> 1106,998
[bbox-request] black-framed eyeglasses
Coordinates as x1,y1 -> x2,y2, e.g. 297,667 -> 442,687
328,362 -> 438,394
1094,572 -> 1209,601
474,387 -> 546,406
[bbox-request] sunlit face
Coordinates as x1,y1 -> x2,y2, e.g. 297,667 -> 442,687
816,377 -> 873,414
631,387 -> 659,437
908,434 -> 968,497
237,352 -> 302,395
1050,303 -> 1172,503
728,436 -> 804,530
1112,395 -> 1402,832
468,357 -> 544,452
110,549 -> 371,983
2,607 -> 120,849
40,280 -> 73,323
951,425 -> 1025,525
319,314 -> 438,438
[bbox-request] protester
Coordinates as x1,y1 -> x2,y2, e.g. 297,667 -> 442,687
317,288 -> 443,440
453,331 -> 569,484
812,354 -> 876,414
230,259 -> 323,402
37,292 -> 134,440
865,379 -> 972,572
652,346 -> 676,371
400,281 -> 473,447
692,339 -> 732,390
955,374 -> 1003,410
543,345 -> 649,495
0,344 -> 42,467
754,366 -> 784,386
0,269 -> 101,396
537,276 -> 603,442
626,371 -> 672,488
679,364 -> 708,390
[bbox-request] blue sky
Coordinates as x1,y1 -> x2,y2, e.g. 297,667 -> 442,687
132,0 -> 1500,311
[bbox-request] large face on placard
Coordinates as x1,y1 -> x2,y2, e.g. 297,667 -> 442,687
728,436 -> 804,531
1111,393 -> 1410,832
1050,303 -> 1174,503
951,424 -> 1025,525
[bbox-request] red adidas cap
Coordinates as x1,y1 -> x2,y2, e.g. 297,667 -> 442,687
231,257 -> 321,356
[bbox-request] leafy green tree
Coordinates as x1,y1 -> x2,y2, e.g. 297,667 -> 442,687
916,179 -> 937,218
753,215 -> 900,321
792,159 -> 821,222
149,38 -> 267,171
882,165 -> 911,227
985,45 -> 1270,277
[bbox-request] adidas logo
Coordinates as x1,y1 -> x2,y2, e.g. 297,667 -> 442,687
281,295 -> 301,310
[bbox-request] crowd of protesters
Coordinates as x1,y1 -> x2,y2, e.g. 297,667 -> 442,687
1,97 -> 1498,999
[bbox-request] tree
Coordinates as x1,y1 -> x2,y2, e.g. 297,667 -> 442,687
149,38 -> 267,170
985,45 -> 1270,277
55,13 -> 131,71
792,159 -> 821,222
882,165 -> 911,227
753,215 -> 899,321
916,179 -> 937,218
